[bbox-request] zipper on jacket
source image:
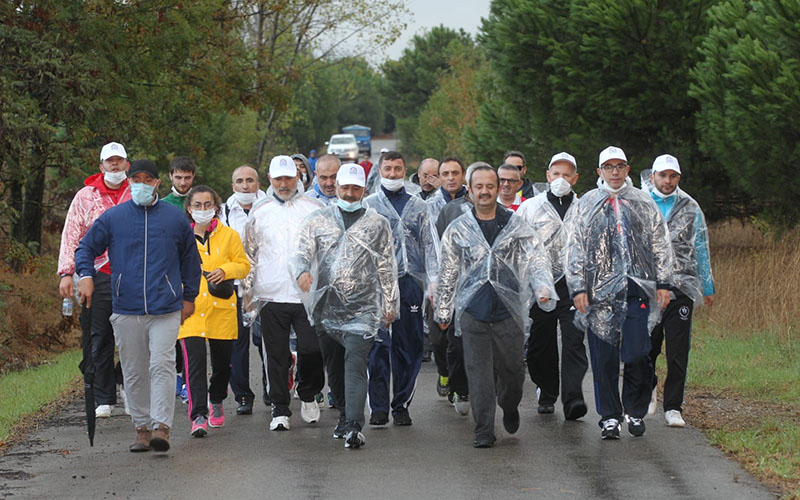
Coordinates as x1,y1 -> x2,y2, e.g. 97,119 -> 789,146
164,274 -> 176,298
116,273 -> 122,297
143,207 -> 149,314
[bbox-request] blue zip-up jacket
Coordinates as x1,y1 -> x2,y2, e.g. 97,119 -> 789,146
75,198 -> 202,315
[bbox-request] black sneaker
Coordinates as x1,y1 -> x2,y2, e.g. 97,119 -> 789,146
392,411 -> 412,426
344,422 -> 365,449
537,403 -> 555,414
627,416 -> 646,437
436,375 -> 449,397
332,413 -> 347,439
502,409 -> 520,434
563,400 -> 587,421
472,434 -> 496,448
601,418 -> 621,440
369,411 -> 389,426
235,396 -> 253,415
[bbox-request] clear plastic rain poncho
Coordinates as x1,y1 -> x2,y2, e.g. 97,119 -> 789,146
239,190 -> 324,326
565,178 -> 673,344
289,205 -> 400,338
650,187 -> 714,304
363,190 -> 439,292
434,210 -> 558,336
517,191 -> 578,283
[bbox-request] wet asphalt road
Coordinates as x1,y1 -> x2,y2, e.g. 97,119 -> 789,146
0,358 -> 774,500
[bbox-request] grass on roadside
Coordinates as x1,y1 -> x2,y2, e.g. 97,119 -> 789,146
0,349 -> 82,445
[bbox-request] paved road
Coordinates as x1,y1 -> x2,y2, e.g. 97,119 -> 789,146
0,357 -> 774,500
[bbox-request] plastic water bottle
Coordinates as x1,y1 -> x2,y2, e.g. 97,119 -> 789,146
62,297 -> 73,317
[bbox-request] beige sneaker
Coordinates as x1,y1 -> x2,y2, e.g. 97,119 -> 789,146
130,426 -> 151,452
149,424 -> 171,452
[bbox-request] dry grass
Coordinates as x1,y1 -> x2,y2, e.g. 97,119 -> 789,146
696,220 -> 800,348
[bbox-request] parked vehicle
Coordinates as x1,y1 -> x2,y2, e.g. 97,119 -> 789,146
325,134 -> 359,162
341,124 -> 372,157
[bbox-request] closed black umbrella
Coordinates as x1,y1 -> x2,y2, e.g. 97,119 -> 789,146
79,314 -> 96,446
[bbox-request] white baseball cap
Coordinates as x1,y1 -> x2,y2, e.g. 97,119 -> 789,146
100,142 -> 127,161
380,147 -> 390,154
548,152 -> 577,171
269,155 -> 297,178
336,163 -> 366,187
652,154 -> 681,174
598,146 -> 627,167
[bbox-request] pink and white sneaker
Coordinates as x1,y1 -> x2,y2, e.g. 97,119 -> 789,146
191,416 -> 208,438
209,403 -> 225,428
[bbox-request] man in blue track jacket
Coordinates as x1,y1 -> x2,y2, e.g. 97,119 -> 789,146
76,159 -> 202,454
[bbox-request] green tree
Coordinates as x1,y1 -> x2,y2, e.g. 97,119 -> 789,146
690,0 -> 800,230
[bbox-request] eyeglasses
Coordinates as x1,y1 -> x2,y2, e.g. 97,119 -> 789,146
499,178 -> 520,184
600,163 -> 628,172
190,202 -> 216,210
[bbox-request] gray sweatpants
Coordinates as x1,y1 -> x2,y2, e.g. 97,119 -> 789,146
460,312 -> 526,439
110,311 -> 181,429
317,328 -> 375,428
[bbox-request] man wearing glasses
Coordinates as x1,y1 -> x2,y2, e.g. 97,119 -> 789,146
565,146 -> 673,440
502,151 -> 539,199
497,164 -> 525,211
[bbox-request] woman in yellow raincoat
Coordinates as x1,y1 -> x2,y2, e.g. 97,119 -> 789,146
178,186 -> 250,437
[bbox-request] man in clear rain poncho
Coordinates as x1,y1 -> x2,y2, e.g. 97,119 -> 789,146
644,154 -> 715,428
434,165 -> 557,449
517,152 -> 589,420
290,163 -> 399,449
239,155 -> 326,432
363,151 -> 439,427
565,146 -> 673,440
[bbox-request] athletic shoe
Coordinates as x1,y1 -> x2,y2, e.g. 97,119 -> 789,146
300,401 -> 320,424
627,417 -> 646,437
369,411 -> 389,426
454,394 -> 470,416
120,386 -> 131,416
190,416 -> 208,437
333,413 -> 347,439
236,395 -> 253,415
472,434 -> 496,448
95,405 -> 113,418
665,410 -> 686,427
209,403 -> 225,427
563,400 -> 587,421
344,422 -> 365,449
647,387 -> 658,416
436,375 -> 449,397
130,426 -> 151,452
269,415 -> 290,431
392,412 -> 412,426
175,375 -> 184,397
315,392 -> 325,410
601,418 -> 621,440
327,391 -> 335,409
502,409 -> 520,434
179,384 -> 188,404
537,403 -> 555,414
149,425 -> 170,452
447,391 -> 456,405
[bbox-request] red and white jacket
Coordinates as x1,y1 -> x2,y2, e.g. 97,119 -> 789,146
57,173 -> 131,276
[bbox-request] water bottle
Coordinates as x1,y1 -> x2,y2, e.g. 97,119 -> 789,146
62,297 -> 73,317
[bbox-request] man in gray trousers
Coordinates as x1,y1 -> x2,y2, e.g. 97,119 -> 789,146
76,159 -> 201,453
435,165 -> 557,448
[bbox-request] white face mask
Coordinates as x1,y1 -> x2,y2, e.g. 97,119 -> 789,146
234,191 -> 257,206
300,172 -> 308,183
549,177 -> 572,197
103,170 -> 127,186
381,177 -> 404,192
191,209 -> 215,225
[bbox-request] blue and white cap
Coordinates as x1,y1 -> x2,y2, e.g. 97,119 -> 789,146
336,163 -> 365,187
651,154 -> 681,174
598,146 -> 627,167
548,152 -> 577,171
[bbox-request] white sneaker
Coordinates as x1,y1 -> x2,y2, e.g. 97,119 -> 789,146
300,401 -> 320,423
647,386 -> 658,416
120,387 -> 131,415
269,415 -> 290,431
665,410 -> 686,427
95,404 -> 113,418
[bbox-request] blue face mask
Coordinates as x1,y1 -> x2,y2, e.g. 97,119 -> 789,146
130,182 -> 156,206
336,198 -> 362,212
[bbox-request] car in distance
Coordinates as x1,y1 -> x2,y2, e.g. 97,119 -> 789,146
325,134 -> 359,162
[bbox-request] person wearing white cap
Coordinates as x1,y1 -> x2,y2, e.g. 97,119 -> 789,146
565,146 -> 673,440
517,152 -> 588,419
58,141 -> 132,420
239,155 -> 326,432
291,163 -> 399,449
645,154 -> 715,428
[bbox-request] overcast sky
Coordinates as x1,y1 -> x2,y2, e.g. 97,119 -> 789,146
382,0 -> 492,61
